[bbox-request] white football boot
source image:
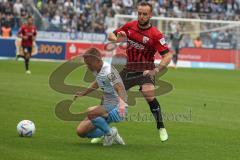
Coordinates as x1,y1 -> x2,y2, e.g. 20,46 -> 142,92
103,127 -> 117,146
114,133 -> 126,145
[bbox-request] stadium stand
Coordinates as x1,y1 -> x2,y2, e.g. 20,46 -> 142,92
0,0 -> 239,49
1,0 -> 240,32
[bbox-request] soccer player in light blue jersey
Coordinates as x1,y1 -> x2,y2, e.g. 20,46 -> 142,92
74,47 -> 127,146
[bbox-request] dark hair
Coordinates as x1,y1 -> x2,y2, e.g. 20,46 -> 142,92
138,1 -> 153,12
83,47 -> 101,61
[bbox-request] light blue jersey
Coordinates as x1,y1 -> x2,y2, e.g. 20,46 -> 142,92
94,62 -> 127,112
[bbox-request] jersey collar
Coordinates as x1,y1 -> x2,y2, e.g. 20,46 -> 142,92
137,23 -> 152,30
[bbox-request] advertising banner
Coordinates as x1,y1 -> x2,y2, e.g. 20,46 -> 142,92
0,38 -> 238,69
0,39 -> 16,58
0,38 -> 66,60
179,48 -> 236,63
65,42 -> 107,60
33,41 -> 66,60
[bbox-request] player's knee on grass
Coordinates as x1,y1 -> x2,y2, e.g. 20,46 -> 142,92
76,129 -> 84,138
76,126 -> 88,138
76,118 -> 94,138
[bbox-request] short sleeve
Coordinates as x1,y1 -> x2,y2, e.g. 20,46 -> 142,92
107,67 -> 122,86
154,32 -> 169,55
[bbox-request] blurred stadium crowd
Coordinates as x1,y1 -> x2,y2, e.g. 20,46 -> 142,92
0,0 -> 240,48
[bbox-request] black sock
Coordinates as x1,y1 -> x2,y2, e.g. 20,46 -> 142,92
148,98 -> 164,129
25,58 -> 29,71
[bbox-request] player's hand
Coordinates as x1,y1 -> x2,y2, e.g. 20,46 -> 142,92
116,31 -> 127,42
118,98 -> 126,118
73,91 -> 84,101
118,105 -> 126,119
143,69 -> 158,77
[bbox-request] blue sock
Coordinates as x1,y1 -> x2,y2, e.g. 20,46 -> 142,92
85,128 -> 104,138
91,117 -> 111,135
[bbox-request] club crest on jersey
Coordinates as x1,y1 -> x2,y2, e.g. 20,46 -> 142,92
159,38 -> 166,45
107,73 -> 117,82
143,36 -> 149,44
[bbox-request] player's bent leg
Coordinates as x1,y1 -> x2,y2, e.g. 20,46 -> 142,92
86,106 -> 115,146
106,107 -> 127,145
87,106 -> 108,144
140,83 -> 155,102
88,105 -> 126,146
87,105 -> 108,120
91,105 -> 126,146
91,116 -> 116,146
76,117 -> 95,138
77,118 -> 105,139
141,83 -> 168,142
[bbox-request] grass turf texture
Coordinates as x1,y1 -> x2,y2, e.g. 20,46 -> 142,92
0,60 -> 239,160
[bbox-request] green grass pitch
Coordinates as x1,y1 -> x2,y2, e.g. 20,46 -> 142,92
0,60 -> 239,160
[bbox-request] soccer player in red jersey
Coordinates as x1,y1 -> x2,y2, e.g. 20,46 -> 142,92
108,1 -> 173,142
18,16 -> 37,74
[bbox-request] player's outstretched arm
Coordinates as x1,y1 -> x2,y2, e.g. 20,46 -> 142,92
74,81 -> 99,100
114,83 -> 127,118
155,52 -> 173,72
108,31 -> 127,43
143,52 -> 172,77
108,33 -> 117,42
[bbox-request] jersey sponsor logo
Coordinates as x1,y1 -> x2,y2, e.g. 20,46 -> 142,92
107,73 -> 117,82
159,38 -> 166,45
142,36 -> 149,44
127,39 -> 145,50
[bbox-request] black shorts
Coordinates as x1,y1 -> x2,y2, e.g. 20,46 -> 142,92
22,46 -> 32,55
120,69 -> 155,91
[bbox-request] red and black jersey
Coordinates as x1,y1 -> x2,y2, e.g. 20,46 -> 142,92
114,20 -> 169,71
18,24 -> 37,47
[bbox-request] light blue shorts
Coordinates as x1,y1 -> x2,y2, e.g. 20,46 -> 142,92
103,104 -> 128,123
103,104 -> 118,112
